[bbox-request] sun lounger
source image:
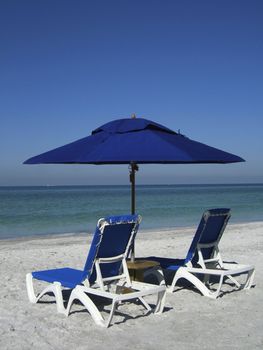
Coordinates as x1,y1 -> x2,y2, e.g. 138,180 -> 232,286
26,214 -> 166,327
143,208 -> 255,299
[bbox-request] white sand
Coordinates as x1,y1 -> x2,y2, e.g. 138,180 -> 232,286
0,222 -> 263,349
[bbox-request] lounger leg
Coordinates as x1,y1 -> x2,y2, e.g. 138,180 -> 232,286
137,297 -> 152,311
136,294 -> 163,314
53,282 -> 65,313
213,274 -> 224,299
105,300 -> 118,328
167,269 -> 182,293
115,283 -> 157,313
168,268 -> 217,298
226,275 -> 241,288
26,273 -> 38,303
115,284 -> 152,312
26,274 -> 66,313
153,289 -> 166,314
65,286 -> 106,327
243,269 -> 255,289
224,267 -> 255,291
203,274 -> 211,286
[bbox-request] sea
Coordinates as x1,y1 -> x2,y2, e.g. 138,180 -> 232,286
0,184 -> 263,240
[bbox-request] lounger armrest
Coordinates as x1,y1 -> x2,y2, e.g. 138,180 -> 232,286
97,254 -> 125,264
180,263 -> 254,276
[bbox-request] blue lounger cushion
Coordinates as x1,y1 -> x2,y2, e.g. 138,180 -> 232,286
32,268 -> 83,289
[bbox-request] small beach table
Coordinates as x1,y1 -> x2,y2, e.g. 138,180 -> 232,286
127,259 -> 160,282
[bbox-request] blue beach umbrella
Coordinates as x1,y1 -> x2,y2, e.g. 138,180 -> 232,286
24,116 -> 244,257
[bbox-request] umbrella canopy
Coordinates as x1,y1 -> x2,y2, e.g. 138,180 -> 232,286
24,117 -> 244,259
24,117 -> 244,165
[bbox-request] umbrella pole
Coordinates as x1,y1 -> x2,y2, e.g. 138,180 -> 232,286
131,165 -> 136,215
129,162 -> 138,261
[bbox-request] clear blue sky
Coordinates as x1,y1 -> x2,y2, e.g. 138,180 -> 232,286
0,0 -> 262,186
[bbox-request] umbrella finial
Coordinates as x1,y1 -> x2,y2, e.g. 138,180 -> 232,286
131,113 -> 136,119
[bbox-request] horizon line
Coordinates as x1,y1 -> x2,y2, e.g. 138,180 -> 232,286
0,182 -> 263,188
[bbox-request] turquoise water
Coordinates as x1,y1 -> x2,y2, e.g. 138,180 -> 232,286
0,184 -> 263,239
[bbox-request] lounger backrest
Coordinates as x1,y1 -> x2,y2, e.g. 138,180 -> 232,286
82,214 -> 141,283
185,208 -> 231,265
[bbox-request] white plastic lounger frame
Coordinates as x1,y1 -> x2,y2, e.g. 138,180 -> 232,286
170,263 -> 255,299
26,215 -> 166,327
26,254 -> 166,327
26,273 -> 65,313
167,211 -> 255,298
145,209 -> 255,299
65,258 -> 166,328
